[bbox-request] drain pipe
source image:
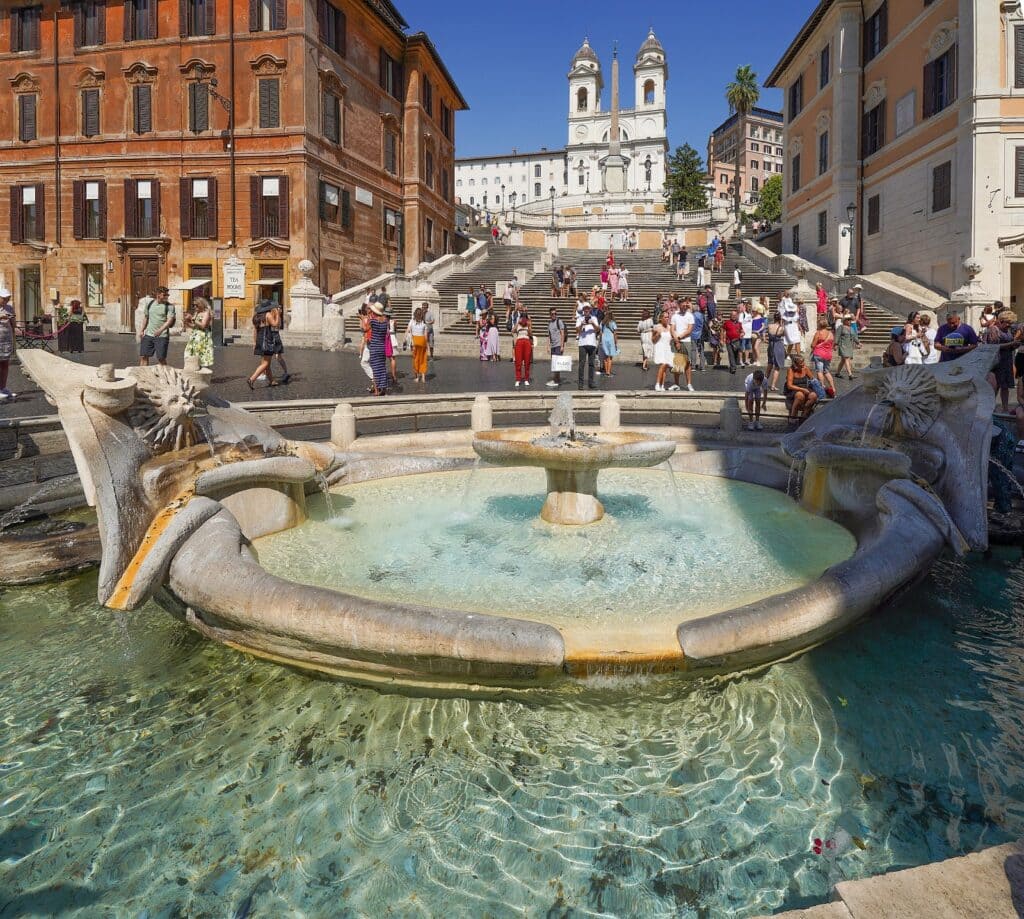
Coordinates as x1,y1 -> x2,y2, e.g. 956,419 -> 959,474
856,0 -> 866,275
228,1 -> 237,248
52,5 -> 61,248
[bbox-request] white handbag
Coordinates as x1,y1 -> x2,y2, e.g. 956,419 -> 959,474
551,355 -> 573,372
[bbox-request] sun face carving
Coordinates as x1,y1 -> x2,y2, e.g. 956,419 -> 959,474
871,364 -> 941,438
125,366 -> 204,453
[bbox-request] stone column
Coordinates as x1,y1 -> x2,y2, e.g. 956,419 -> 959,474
331,402 -> 357,449
942,257 -> 991,329
287,259 -> 326,334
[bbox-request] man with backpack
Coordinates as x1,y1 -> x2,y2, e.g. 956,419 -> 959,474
137,285 -> 175,366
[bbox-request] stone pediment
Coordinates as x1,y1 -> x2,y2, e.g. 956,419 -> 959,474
249,239 -> 290,257
179,58 -> 215,80
8,72 -> 39,93
76,67 -> 106,88
123,62 -> 158,84
251,54 -> 287,76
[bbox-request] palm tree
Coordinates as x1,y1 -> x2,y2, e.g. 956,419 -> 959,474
725,65 -> 761,226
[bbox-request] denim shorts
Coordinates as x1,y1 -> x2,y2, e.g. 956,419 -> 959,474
741,337 -> 752,350
811,356 -> 831,373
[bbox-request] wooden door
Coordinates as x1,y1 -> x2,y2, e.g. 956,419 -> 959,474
130,256 -> 159,306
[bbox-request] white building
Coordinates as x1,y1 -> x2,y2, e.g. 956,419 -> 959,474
455,33 -> 670,214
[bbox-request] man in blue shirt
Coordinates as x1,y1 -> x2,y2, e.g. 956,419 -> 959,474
934,311 -> 979,362
689,299 -> 706,371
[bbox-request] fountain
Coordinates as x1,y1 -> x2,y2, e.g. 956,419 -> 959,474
471,394 -> 676,525
12,346 -> 999,690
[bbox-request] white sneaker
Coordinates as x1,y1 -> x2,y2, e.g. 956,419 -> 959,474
755,422 -> 763,431
747,422 -> 755,431
668,384 -> 681,392
546,380 -> 559,387
595,370 -> 602,376
687,384 -> 695,392
514,381 -> 520,388
655,384 -> 665,392
524,380 -> 531,387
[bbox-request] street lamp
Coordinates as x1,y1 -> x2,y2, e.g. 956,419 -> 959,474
549,185 -> 556,229
510,190 -> 517,224
845,202 -> 857,275
394,211 -> 405,275
500,183 -> 506,216
644,155 -> 653,193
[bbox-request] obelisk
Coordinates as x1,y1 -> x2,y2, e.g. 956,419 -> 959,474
601,43 -> 627,194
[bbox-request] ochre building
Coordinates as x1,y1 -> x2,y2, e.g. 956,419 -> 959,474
0,0 -> 465,329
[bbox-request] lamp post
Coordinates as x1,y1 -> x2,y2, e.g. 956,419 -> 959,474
394,210 -> 405,275
500,183 -> 506,217
644,154 -> 652,193
845,201 -> 857,276
549,185 -> 556,229
510,190 -> 517,224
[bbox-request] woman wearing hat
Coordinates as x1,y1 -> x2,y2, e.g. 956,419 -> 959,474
751,301 -> 766,364
367,301 -> 390,395
0,289 -> 15,401
985,308 -> 1021,412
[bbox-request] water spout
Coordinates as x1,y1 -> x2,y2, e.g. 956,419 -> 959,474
549,393 -> 576,442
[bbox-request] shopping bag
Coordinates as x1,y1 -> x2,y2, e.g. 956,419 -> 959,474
551,355 -> 573,372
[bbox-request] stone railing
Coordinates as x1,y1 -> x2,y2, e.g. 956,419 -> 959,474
510,208 -> 718,231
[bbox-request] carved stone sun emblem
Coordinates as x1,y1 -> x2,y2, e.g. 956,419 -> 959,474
125,366 -> 204,452
871,364 -> 941,438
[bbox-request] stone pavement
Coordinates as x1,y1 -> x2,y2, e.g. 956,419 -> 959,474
763,841 -> 1023,919
0,333 -> 863,420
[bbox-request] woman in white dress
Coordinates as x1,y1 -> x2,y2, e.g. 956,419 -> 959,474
653,313 -> 675,391
780,293 -> 803,357
619,266 -> 630,301
637,308 -> 655,371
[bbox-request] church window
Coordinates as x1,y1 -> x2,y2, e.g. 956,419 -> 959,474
534,182 -> 541,197
643,80 -> 655,104
576,87 -> 588,112
534,164 -> 541,177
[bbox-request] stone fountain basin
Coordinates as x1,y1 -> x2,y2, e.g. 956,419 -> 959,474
472,429 -> 676,472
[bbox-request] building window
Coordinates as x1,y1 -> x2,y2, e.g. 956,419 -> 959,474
425,150 -> 434,188
863,1 -> 888,65
182,0 -> 215,37
422,76 -> 433,117
384,130 -> 398,174
11,6 -> 41,52
188,82 -> 209,133
867,194 -> 880,234
250,0 -> 285,31
792,224 -> 800,256
84,263 -> 104,313
125,179 -> 159,237
820,43 -> 830,90
534,165 -> 541,178
923,46 -> 957,119
751,176 -> 759,192
319,181 -> 350,227
10,185 -> 44,243
317,0 -> 346,55
1015,148 -> 1024,198
443,228 -> 450,253
251,175 -> 288,238
751,142 -> 760,152
425,217 -> 434,251
383,206 -> 399,244
73,179 -> 106,239
1016,26 -> 1024,89
132,84 -> 152,134
74,0 -> 107,48
720,173 -> 729,183
20,266 -> 41,319
750,161 -> 759,171
818,131 -> 829,175
788,74 -> 803,121
817,210 -> 828,247
81,88 -> 100,137
643,79 -> 655,104
258,78 -> 280,129
862,101 -> 886,157
534,182 -> 541,197
442,167 -> 450,201
322,90 -> 341,143
180,177 -> 217,239
791,154 -> 801,194
441,102 -> 452,139
379,50 -> 402,100
18,94 -> 37,143
931,160 -> 952,213
125,0 -> 156,41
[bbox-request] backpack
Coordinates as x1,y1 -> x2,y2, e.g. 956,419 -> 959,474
143,296 -> 175,331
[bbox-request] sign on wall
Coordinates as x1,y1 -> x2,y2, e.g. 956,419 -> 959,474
223,257 -> 246,300
355,187 -> 373,207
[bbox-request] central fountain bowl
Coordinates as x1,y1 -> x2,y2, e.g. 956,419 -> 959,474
472,429 -> 676,525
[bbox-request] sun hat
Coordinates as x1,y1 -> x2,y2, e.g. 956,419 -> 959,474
0,289 -> 10,298
853,283 -> 863,290
369,303 -> 386,316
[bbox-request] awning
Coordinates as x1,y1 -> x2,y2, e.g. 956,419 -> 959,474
172,279 -> 212,291
251,279 -> 283,286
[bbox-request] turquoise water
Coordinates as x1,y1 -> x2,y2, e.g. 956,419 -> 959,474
256,470 -> 856,641
1,551 -> 1023,916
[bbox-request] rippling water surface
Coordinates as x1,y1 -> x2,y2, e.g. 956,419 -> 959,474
1,552 -> 1023,917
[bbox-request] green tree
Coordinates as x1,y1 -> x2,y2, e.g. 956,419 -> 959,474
725,65 -> 761,224
663,143 -> 708,212
754,174 -> 782,224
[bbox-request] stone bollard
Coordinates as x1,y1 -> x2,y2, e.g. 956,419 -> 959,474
97,363 -> 116,382
471,395 -> 492,432
331,402 -> 357,448
600,393 -> 621,431
719,397 -> 743,437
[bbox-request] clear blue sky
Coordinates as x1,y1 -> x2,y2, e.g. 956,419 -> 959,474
399,0 -> 813,162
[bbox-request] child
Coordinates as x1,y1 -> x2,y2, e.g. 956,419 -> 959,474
744,369 -> 768,431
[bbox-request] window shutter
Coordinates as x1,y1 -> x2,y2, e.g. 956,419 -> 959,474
134,84 -> 152,133
124,179 -> 138,237
73,3 -> 84,46
379,48 -> 386,89
879,1 -> 888,49
97,1 -> 107,43
123,0 -> 133,40
274,0 -> 285,29
148,0 -> 158,38
179,0 -> 188,36
30,8 -> 40,50
205,0 -> 216,34
317,0 -> 328,40
190,82 -> 209,132
151,181 -> 161,235
341,188 -> 351,228
250,175 -> 262,238
1017,28 -> 1024,88
10,188 -> 23,244
83,89 -> 100,137
1015,149 -> 1024,198
206,177 -> 218,239
318,181 -> 326,220
878,100 -> 886,149
180,177 -> 192,239
98,180 -> 107,239
73,180 -> 84,239
277,176 -> 289,238
35,184 -> 45,241
323,91 -> 336,142
249,0 -> 258,30
258,78 -> 279,128
337,8 -> 345,55
923,60 -> 935,119
949,44 -> 958,105
20,95 -> 36,142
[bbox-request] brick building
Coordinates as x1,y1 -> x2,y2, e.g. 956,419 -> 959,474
0,0 -> 465,330
706,106 -> 785,208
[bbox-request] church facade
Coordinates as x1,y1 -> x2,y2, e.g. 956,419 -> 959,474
455,33 -> 669,213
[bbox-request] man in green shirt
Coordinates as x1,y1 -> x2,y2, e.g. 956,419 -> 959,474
138,286 -> 175,366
